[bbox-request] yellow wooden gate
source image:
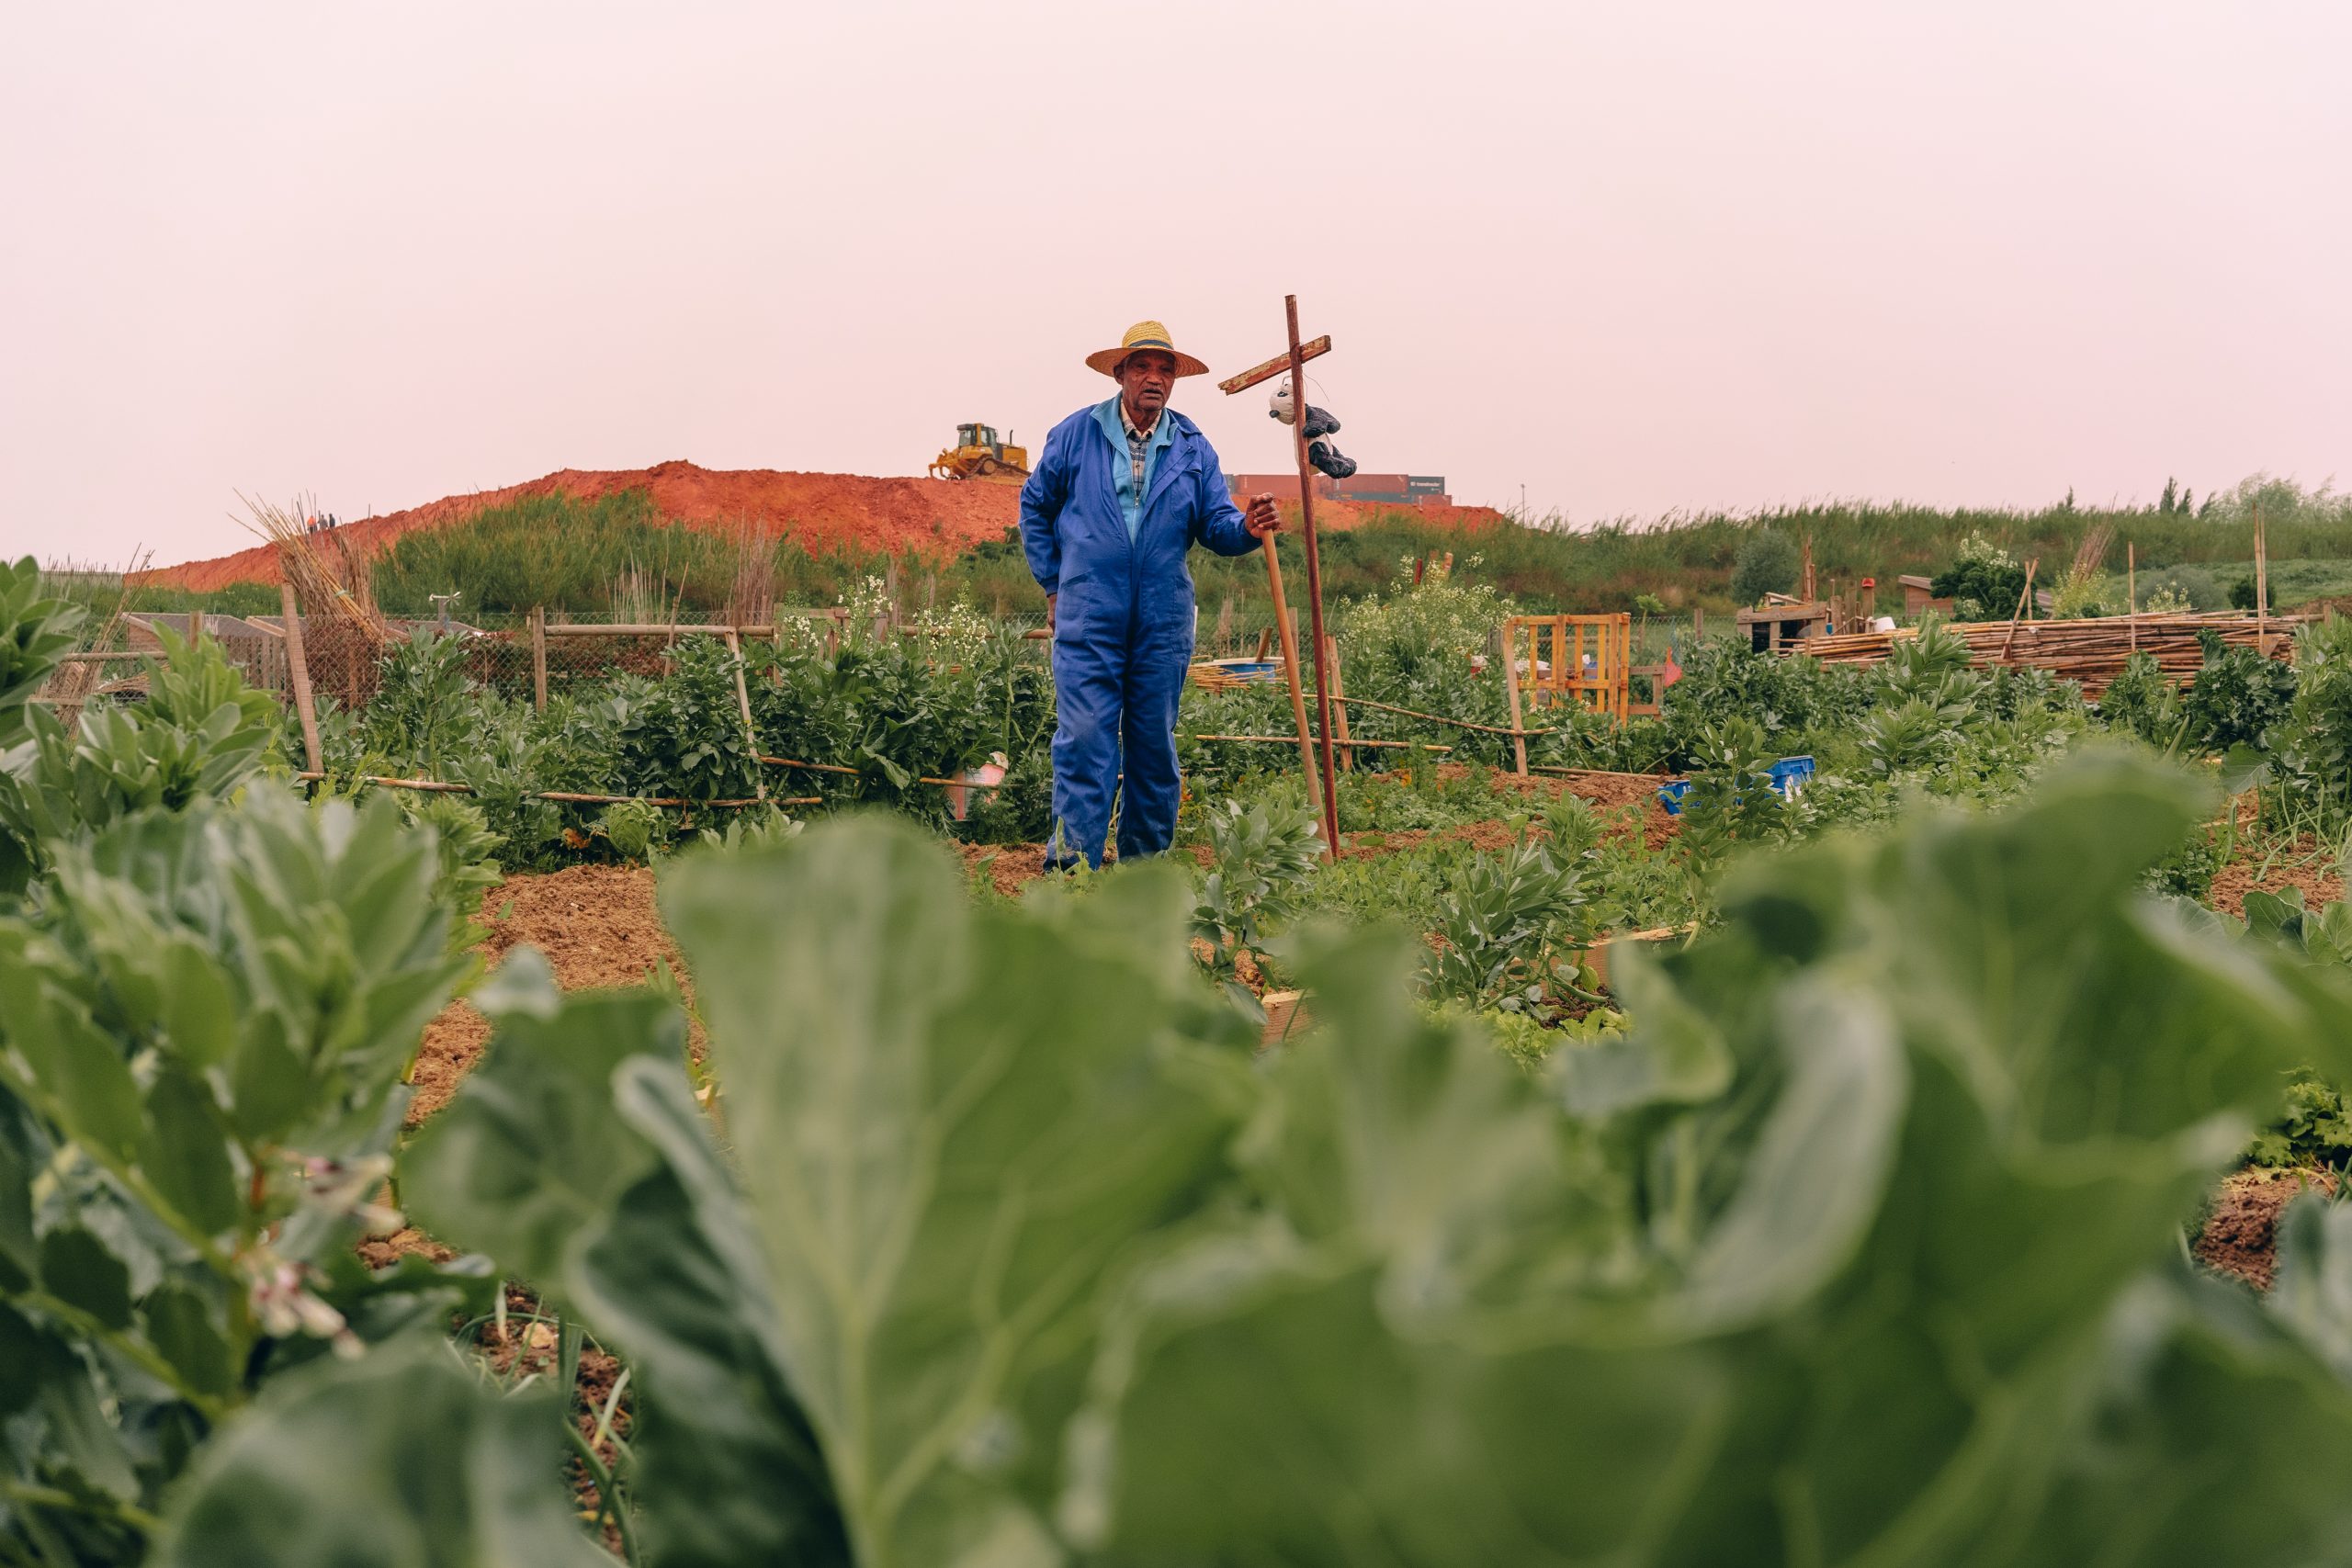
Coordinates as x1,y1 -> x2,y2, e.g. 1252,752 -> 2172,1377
1504,614 -> 1632,724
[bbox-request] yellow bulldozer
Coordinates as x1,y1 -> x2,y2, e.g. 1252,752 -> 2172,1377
929,423 -> 1029,483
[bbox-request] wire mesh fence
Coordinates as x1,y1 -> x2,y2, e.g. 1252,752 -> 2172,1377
32,600 -> 1732,723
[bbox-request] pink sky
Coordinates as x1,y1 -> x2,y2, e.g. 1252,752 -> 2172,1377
4,2 -> 2346,568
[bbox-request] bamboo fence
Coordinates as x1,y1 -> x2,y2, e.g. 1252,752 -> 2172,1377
1793,611 -> 2306,697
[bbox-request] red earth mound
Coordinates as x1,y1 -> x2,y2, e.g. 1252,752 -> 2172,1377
142,459 -> 1510,591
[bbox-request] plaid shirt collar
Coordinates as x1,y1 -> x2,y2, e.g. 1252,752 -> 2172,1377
1119,402 -> 1165,494
1118,401 -> 1163,443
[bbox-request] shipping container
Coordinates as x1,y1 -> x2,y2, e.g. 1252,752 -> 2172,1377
1227,473 -> 1307,502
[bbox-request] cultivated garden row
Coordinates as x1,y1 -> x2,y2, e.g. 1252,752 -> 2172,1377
9,554 -> 2352,1564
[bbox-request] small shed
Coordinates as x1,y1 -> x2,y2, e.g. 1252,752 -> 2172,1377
1899,575 -> 1953,616
1737,599 -> 1832,653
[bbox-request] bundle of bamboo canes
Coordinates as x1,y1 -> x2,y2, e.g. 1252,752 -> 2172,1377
244,495 -> 391,649
1794,611 -> 2305,696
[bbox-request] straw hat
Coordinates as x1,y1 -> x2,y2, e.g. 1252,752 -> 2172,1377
1085,320 -> 1210,379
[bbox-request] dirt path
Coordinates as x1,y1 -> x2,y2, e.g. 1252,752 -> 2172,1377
406,864 -> 678,1126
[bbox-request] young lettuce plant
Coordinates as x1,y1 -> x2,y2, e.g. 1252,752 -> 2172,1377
1189,795 -> 1322,984
393,821 -> 1261,1567
171,758 -> 2352,1568
0,793 -> 482,1562
1420,840 -> 1589,1013
0,558 -> 85,739
0,627 -> 278,891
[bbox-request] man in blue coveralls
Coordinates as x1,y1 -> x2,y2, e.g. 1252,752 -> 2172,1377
1020,321 -> 1282,870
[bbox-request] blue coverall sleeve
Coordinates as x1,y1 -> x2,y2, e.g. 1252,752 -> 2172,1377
1019,422 -> 1075,593
1192,442 -> 1261,557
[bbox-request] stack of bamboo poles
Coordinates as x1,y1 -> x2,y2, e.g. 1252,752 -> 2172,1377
1796,611 -> 2307,696
1187,660 -> 1290,693
246,497 -> 391,646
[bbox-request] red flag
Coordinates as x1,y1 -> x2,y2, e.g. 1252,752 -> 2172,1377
1660,647 -> 1683,689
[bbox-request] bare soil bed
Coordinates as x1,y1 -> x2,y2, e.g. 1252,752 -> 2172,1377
2209,833 -> 2345,919
2194,1167 -> 2338,1291
406,864 -> 679,1125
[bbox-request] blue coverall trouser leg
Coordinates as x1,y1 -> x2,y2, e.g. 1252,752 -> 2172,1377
1046,609 -> 1191,869
1115,615 -> 1190,863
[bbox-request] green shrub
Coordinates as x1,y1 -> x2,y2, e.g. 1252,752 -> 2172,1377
2264,615 -> 2352,831
1657,640 -> 1860,764
2183,628 -> 2295,754
2246,1074 -> 2352,1168
1729,528 -> 1799,604
612,638 -> 765,804
1928,530 -> 2029,620
2098,650 -> 2184,747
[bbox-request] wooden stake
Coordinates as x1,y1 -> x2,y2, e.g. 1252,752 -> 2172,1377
1261,534 -> 1324,811
1283,295 -> 1343,859
278,582 -> 322,777
2255,498 -> 2270,654
2000,560 -> 2040,661
2127,543 -> 2136,653
723,628 -> 767,802
1499,623 -> 1530,775
529,604 -> 548,712
1324,635 -> 1356,772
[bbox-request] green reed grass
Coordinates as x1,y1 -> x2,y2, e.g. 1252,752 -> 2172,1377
142,472 -> 2352,625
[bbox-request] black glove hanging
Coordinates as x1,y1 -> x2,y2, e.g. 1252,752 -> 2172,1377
1270,378 -> 1358,480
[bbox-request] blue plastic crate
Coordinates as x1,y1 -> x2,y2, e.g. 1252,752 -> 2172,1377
1768,755 -> 1815,797
1657,756 -> 1815,817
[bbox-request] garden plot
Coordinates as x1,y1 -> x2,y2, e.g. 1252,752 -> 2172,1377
28,547 -> 2352,1566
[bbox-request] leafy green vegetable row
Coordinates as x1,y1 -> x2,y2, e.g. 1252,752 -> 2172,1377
67,754 -> 2352,1566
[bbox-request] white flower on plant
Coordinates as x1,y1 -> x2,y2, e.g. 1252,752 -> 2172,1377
243,1247 -> 363,1359
294,1153 -> 402,1235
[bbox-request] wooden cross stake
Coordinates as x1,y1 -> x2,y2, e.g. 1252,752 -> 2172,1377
1227,296 -> 1342,859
